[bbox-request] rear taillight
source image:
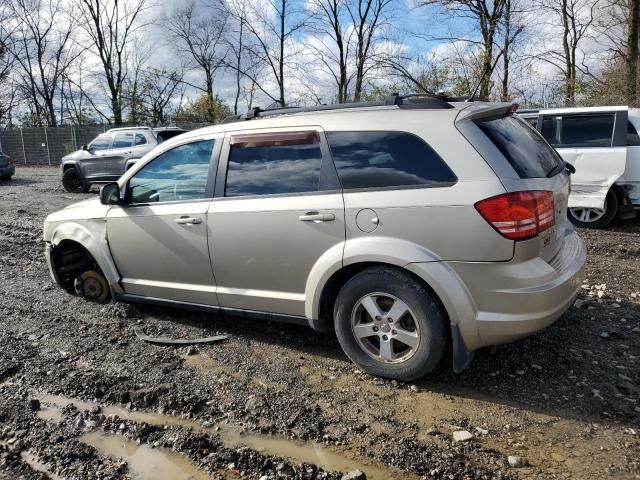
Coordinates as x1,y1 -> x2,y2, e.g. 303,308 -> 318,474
475,191 -> 555,241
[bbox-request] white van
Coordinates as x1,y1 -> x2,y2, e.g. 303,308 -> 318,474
521,106 -> 640,228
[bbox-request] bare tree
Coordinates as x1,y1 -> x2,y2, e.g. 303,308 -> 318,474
123,45 -> 149,124
141,67 -> 184,124
627,0 -> 639,105
307,0 -> 351,102
74,0 -> 148,125
7,0 -> 82,126
239,0 -> 308,106
348,0 -> 393,101
497,0 -> 527,101
537,0 -> 599,106
164,0 -> 227,119
0,4 -> 17,125
419,0 -> 508,100
224,0 -> 265,114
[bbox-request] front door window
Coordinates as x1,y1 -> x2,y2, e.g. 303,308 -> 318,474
129,140 -> 215,203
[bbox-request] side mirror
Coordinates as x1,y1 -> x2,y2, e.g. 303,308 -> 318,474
100,183 -> 121,205
81,144 -> 88,151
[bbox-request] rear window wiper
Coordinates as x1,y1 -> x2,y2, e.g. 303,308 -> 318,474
546,161 -> 575,177
546,164 -> 564,177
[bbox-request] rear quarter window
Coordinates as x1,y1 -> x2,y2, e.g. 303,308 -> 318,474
476,115 -> 562,179
326,131 -> 457,190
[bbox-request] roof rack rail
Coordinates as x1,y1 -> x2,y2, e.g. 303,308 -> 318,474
231,93 -> 460,123
107,126 -> 153,132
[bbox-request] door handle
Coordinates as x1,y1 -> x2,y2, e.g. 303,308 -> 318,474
299,212 -> 335,222
175,216 -> 202,225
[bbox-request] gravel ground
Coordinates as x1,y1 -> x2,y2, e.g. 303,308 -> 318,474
1,167 -> 639,480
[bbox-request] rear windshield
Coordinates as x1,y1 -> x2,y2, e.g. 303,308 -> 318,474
476,115 -> 563,178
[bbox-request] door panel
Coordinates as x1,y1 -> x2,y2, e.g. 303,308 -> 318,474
557,147 -> 626,209
83,148 -> 129,178
107,201 -> 217,304
208,193 -> 344,315
106,137 -> 221,305
207,127 -> 344,317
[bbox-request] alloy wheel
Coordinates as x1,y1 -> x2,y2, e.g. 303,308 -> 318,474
350,292 -> 420,364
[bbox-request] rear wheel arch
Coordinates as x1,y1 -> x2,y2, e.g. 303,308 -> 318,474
332,264 -> 449,379
319,262 -> 450,328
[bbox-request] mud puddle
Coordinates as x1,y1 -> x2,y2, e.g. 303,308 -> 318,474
35,392 -> 410,480
81,431 -> 213,480
20,451 -> 65,480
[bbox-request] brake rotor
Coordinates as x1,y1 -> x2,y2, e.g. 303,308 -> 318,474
74,270 -> 110,303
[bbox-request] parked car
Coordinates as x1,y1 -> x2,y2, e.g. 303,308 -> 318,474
61,126 -> 186,193
519,106 -> 640,228
0,150 -> 15,181
43,96 -> 585,380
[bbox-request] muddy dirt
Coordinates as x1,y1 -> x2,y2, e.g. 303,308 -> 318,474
1,167 -> 639,479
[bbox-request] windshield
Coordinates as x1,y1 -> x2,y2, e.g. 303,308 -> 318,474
476,115 -> 564,178
88,134 -> 112,151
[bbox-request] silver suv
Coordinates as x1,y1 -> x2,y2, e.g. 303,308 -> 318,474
61,126 -> 186,193
43,96 -> 586,381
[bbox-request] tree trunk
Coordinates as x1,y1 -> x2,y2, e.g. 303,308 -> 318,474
479,39 -> 493,100
560,0 -> 574,106
279,0 -> 286,106
501,0 -> 511,102
234,19 -> 244,114
627,0 -> 639,106
205,69 -> 215,121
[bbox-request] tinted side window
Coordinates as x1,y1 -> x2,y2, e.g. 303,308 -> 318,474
89,134 -> 112,151
112,132 -> 134,149
225,131 -> 324,197
628,121 -> 640,146
129,140 -> 215,203
476,115 -> 563,178
326,131 -> 456,190
134,133 -> 147,146
542,114 -> 615,148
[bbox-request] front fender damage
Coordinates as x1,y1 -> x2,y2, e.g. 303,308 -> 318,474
47,220 -> 122,296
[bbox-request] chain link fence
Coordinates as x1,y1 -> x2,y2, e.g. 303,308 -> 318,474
0,123 -> 210,166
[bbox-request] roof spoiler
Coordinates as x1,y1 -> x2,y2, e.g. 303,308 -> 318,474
455,102 -> 518,123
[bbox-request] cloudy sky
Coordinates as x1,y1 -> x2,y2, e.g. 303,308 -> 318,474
70,0 -> 617,118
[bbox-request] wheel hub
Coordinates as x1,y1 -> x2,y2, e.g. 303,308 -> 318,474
351,292 -> 421,364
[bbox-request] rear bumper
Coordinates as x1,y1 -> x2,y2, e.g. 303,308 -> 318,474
446,227 -> 586,350
0,164 -> 15,177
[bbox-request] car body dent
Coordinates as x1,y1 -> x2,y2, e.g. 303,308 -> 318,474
533,106 -> 632,210
561,147 -> 626,209
44,199 -> 122,295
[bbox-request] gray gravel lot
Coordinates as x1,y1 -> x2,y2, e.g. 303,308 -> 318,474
1,167 -> 639,479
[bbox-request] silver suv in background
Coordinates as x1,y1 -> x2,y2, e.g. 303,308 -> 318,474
43,96 -> 585,380
61,126 -> 186,193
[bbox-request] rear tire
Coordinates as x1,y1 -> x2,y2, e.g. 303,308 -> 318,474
62,168 -> 89,193
334,267 -> 447,381
0,175 -> 10,181
568,189 -> 618,229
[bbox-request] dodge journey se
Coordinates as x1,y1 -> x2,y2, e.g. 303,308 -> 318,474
43,95 -> 586,381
